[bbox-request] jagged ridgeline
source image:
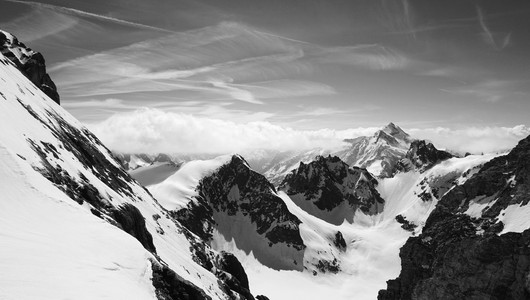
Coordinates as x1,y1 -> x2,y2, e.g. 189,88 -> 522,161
2,29 -> 530,300
279,155 -> 384,225
0,30 -> 60,104
379,135 -> 530,300
0,30 -> 267,300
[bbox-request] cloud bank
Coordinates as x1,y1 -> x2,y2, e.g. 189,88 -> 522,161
89,109 -> 377,154
90,109 -> 529,155
410,125 -> 530,154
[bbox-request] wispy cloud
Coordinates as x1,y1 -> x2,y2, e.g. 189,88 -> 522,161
0,5 -> 79,42
4,0 -> 174,33
476,6 -> 512,51
47,22 -> 338,105
442,79 -> 521,103
316,44 -> 410,71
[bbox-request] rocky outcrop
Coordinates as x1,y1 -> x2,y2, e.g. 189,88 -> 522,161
280,155 -> 384,225
175,155 -> 305,271
379,135 -> 530,300
333,231 -> 347,251
216,251 -> 254,300
0,30 -> 60,104
395,140 -> 453,173
111,204 -> 156,253
151,260 -> 212,300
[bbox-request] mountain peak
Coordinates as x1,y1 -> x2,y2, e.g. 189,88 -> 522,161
381,122 -> 409,138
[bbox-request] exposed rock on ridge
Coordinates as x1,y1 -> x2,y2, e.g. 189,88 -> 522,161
379,135 -> 530,300
0,30 -> 60,104
395,140 -> 453,173
175,155 -> 306,271
280,155 -> 384,225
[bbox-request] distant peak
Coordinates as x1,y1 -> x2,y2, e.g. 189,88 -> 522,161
377,122 -> 411,142
382,122 -> 404,134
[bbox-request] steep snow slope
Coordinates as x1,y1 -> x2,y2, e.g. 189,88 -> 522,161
0,47 -> 255,299
0,144 -> 155,300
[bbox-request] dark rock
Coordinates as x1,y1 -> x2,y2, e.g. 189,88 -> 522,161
334,231 -> 347,251
279,155 -> 384,224
395,214 -> 417,232
217,252 -> 254,300
395,140 -> 452,173
175,155 -> 305,271
151,259 -> 212,300
0,30 -> 60,104
111,203 -> 156,253
379,135 -> 530,300
316,258 -> 340,274
218,252 -> 250,290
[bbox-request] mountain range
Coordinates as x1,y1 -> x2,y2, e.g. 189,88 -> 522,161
1,30 -> 530,300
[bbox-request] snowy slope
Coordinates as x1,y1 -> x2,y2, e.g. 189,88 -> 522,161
377,154 -> 500,232
0,144 -> 156,300
147,149 -> 500,300
0,47 -> 255,299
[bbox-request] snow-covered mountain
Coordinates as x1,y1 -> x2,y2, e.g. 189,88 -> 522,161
0,31 -> 264,300
148,140 -> 505,298
3,30 -> 530,300
243,122 -> 413,185
116,122 -> 412,187
334,122 -> 413,177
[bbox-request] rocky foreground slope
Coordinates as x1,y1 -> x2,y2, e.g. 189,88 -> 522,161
0,31 -> 263,300
379,135 -> 530,299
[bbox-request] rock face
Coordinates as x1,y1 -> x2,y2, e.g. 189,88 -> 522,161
111,203 -> 157,253
175,155 -> 306,270
0,30 -> 60,104
280,155 -> 384,225
379,135 -> 530,300
335,122 -> 413,177
395,140 -> 453,173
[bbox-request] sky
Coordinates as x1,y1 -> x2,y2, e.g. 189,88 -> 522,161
1,0 -> 530,154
